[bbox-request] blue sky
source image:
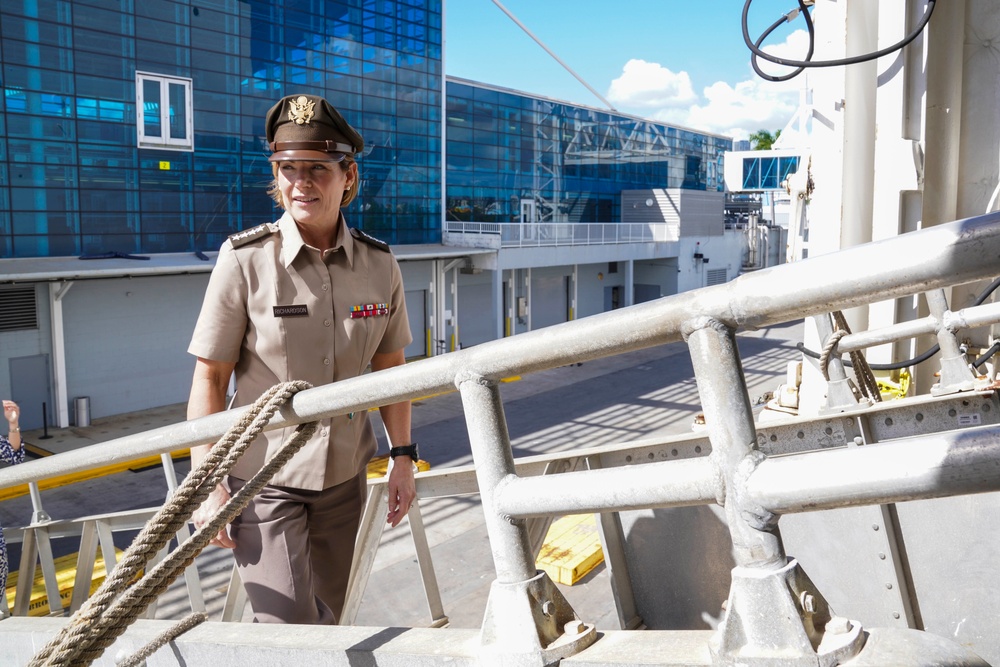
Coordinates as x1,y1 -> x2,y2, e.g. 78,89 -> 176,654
445,0 -> 807,140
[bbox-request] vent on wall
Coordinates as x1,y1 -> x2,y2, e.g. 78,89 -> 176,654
0,286 -> 39,332
706,269 -> 728,286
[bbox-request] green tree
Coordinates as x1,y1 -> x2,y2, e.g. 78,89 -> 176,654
748,128 -> 781,150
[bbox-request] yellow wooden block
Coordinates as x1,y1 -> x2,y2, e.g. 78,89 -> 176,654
366,454 -> 431,479
536,514 -> 605,586
6,549 -> 122,617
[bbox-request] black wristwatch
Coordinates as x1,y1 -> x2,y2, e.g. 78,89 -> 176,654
389,443 -> 419,462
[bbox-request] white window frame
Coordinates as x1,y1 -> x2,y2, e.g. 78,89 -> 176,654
136,72 -> 194,150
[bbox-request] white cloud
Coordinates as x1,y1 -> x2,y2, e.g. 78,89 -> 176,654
607,31 -> 808,141
679,78 -> 799,141
606,59 -> 697,108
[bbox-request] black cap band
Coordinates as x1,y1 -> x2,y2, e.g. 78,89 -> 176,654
269,140 -> 356,154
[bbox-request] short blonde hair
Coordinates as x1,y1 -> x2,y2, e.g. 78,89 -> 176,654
267,156 -> 360,209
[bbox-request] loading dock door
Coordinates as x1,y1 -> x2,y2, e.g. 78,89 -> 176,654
9,354 -> 52,430
457,282 -> 493,347
532,275 -> 569,330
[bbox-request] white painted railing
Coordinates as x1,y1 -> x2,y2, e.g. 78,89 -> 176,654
444,221 -> 679,247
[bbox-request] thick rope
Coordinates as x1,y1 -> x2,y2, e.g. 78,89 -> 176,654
115,611 -> 208,667
30,380 -> 317,667
832,311 -> 883,403
818,329 -> 848,381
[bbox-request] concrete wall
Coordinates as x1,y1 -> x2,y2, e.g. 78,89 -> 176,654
0,284 -> 53,417
621,189 -> 725,237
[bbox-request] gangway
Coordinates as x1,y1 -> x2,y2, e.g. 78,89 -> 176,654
4,212 -> 1000,665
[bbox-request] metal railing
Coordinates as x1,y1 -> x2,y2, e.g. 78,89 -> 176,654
444,221 -> 679,247
4,211 -> 1000,665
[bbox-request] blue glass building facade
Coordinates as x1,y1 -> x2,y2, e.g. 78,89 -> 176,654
445,80 -> 730,224
1,0 -> 734,260
1,0 -> 443,258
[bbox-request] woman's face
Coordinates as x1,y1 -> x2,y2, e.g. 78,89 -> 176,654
276,159 -> 355,229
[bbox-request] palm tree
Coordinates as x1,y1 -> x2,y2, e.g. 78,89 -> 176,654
748,129 -> 782,150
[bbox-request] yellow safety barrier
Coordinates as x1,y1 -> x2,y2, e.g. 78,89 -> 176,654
536,514 -> 604,586
5,549 -> 124,617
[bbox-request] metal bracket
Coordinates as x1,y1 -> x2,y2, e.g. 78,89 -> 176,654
479,570 -> 597,666
711,558 -> 864,666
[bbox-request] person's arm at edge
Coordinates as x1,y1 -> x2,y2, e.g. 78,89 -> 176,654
371,348 -> 414,527
188,357 -> 237,548
3,400 -> 22,452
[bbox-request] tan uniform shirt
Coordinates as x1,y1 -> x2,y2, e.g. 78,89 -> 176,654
188,212 -> 412,490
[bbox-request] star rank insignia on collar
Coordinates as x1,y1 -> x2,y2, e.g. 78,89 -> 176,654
228,223 -> 275,248
350,227 -> 390,252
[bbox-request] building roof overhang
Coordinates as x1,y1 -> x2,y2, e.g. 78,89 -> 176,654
0,245 -> 495,284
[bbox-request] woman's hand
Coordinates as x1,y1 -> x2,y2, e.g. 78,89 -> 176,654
3,399 -> 20,426
193,484 -> 236,549
386,457 -> 416,528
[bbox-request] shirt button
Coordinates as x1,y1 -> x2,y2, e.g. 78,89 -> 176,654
324,319 -> 331,327
322,284 -> 329,291
323,358 -> 331,366
321,429 -> 328,437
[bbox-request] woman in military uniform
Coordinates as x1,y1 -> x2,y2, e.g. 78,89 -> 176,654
186,94 -> 417,624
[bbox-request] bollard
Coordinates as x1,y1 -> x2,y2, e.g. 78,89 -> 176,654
39,402 -> 52,440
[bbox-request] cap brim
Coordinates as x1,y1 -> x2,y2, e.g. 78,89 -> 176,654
268,149 -> 348,163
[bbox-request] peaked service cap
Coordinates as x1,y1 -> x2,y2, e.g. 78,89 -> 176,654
265,94 -> 364,162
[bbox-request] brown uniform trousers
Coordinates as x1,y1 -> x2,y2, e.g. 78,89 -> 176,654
228,471 -> 367,624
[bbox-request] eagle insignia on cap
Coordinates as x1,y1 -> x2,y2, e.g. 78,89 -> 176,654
288,96 -> 316,125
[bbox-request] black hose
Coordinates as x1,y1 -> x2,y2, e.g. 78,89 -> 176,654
798,276 -> 1000,371
742,0 -> 937,83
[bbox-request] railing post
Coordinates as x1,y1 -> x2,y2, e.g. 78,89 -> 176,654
812,313 -> 862,410
926,289 -> 980,394
684,317 -> 865,666
457,371 -> 596,666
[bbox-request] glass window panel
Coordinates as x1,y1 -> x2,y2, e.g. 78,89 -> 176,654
136,1 -> 185,22
78,119 -> 132,144
79,144 -> 137,169
142,78 -> 163,138
10,187 -> 74,212
168,81 -> 187,140
5,113 -> 76,141
72,49 -> 131,78
79,165 -> 137,189
191,4 -> 240,32
75,73 -> 130,100
190,27 -> 241,57
73,5 -> 132,33
73,27 -> 131,56
79,198 -> 132,233
13,232 -> 80,258
2,42 -> 75,82
2,15 -> 73,46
